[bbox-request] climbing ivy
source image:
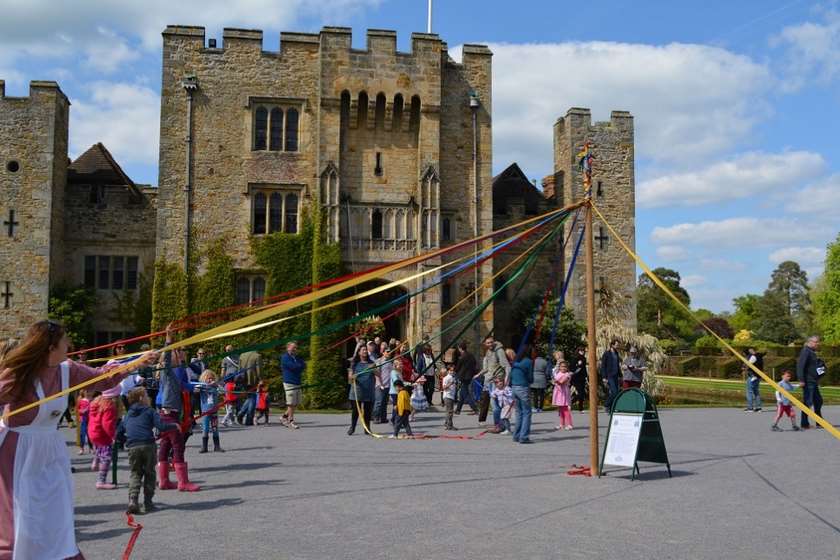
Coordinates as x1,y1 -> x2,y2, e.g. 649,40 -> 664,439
193,240 -> 236,315
150,260 -> 188,331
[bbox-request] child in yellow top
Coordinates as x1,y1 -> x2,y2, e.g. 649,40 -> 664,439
391,380 -> 414,438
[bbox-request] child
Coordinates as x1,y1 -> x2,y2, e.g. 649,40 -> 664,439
490,378 -> 514,434
198,370 -> 225,453
552,359 -> 573,430
410,377 -> 428,421
88,389 -> 121,489
772,370 -> 801,432
256,380 -> 270,425
222,378 -> 237,427
76,389 -> 93,455
391,380 -> 414,438
117,387 -> 179,514
442,364 -> 457,430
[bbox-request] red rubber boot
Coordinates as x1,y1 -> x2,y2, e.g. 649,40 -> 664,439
157,461 -> 177,490
173,462 -> 201,492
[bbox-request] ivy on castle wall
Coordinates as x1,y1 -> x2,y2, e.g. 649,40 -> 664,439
194,240 -> 236,315
151,260 -> 188,331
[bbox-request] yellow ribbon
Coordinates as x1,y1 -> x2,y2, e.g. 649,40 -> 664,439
590,201 -> 840,442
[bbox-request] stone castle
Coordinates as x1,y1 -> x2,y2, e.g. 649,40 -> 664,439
0,26 -> 635,351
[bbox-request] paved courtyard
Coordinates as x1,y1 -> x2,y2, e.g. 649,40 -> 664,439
69,406 -> 840,559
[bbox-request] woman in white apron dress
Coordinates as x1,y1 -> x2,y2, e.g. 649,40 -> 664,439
0,321 -> 157,560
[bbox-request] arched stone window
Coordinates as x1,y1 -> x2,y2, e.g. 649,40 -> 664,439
357,92 -> 368,129
269,107 -> 283,151
393,94 -> 404,130
372,209 -> 383,239
409,95 -> 421,132
340,90 -> 351,125
285,108 -> 299,152
253,191 -> 267,234
395,209 -> 405,239
375,93 -> 386,130
285,193 -> 299,233
254,106 -> 268,150
269,192 -> 282,232
384,209 -> 393,239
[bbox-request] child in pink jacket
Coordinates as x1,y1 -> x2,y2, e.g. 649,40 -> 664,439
88,388 -> 120,489
551,356 -> 573,431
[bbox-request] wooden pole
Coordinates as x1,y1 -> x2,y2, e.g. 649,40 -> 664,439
584,201 -> 600,475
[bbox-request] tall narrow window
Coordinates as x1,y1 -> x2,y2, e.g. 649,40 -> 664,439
254,106 -> 268,150
596,180 -> 604,197
340,90 -> 351,127
495,276 -> 508,301
98,256 -> 110,289
285,193 -> 299,234
253,192 -> 267,234
252,277 -> 266,302
442,283 -> 452,309
84,256 -> 96,288
375,93 -> 386,129
442,217 -> 451,242
374,152 -> 383,176
392,94 -> 404,130
268,192 -> 282,233
409,95 -> 421,132
395,210 -> 404,239
285,108 -> 299,151
269,108 -> 283,151
235,277 -> 250,304
357,92 -> 368,129
112,256 -> 124,290
372,210 -> 383,239
126,257 -> 138,290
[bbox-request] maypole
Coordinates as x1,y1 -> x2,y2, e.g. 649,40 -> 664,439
579,140 -> 600,475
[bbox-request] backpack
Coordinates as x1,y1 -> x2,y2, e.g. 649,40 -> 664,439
754,353 -> 764,370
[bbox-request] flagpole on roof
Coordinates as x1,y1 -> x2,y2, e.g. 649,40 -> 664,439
427,0 -> 433,33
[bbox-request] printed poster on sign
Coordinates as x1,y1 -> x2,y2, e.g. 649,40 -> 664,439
604,413 -> 643,468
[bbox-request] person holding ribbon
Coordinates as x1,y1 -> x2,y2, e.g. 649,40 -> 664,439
347,345 -> 375,436
0,320 -> 157,560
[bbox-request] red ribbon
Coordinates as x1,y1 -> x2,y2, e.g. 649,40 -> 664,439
122,513 -> 143,559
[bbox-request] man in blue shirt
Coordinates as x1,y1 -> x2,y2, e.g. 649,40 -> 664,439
280,341 -> 305,429
509,350 -> 534,444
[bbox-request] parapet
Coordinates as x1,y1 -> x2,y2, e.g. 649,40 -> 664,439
555,107 -> 633,137
367,29 -> 397,54
0,80 -> 69,106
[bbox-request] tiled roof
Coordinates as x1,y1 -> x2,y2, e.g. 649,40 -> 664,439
68,143 -> 136,192
492,162 -> 544,214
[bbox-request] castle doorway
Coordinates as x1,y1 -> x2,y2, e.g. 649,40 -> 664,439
343,279 -> 408,358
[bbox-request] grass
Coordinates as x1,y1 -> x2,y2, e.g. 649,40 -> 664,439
659,375 -> 840,407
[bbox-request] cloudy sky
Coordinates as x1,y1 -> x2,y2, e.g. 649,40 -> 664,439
3,0 -> 839,312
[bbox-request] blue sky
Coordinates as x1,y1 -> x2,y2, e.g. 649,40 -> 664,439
2,0 -> 839,312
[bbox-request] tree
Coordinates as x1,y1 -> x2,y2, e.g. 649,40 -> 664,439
515,294 -> 585,361
112,272 -> 153,336
814,234 -> 840,343
730,294 -> 761,332
753,290 -> 798,344
636,268 -> 694,341
700,316 -> 734,339
49,284 -> 97,348
767,260 -> 812,333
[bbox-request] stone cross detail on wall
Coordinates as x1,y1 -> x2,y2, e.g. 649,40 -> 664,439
4,209 -> 18,237
595,226 -> 609,250
1,282 -> 11,309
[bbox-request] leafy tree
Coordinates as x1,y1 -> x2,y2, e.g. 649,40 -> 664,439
112,272 -> 153,336
730,294 -> 761,332
814,234 -> 840,343
700,316 -> 733,339
636,268 -> 694,341
753,290 -> 799,344
515,294 -> 585,361
49,284 -> 97,348
767,260 -> 812,333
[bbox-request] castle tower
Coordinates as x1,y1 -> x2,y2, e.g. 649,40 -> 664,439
0,80 -> 69,338
554,108 -> 636,328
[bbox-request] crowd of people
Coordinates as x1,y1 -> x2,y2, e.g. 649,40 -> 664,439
0,319 -> 831,559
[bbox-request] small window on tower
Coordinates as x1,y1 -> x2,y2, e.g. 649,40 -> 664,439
596,181 -> 604,197
374,152 -> 383,176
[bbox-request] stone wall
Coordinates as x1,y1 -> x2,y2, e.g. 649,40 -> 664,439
554,108 -> 637,329
0,81 -> 69,339
63,183 -> 158,335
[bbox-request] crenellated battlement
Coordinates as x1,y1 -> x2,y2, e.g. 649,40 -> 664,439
161,25 -> 483,63
0,80 -> 69,107
555,107 -> 633,138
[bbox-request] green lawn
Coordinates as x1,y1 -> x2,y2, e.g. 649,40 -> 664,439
659,375 -> 840,407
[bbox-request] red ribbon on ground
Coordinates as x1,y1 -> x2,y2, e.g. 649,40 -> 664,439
566,464 -> 592,477
122,513 -> 143,560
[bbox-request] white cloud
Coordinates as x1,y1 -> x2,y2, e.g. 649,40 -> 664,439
681,274 -> 706,288
651,217 -> 827,248
772,9 -> 840,91
70,82 -> 160,167
700,258 -> 747,272
786,173 -> 840,216
656,245 -> 688,261
768,246 -> 825,267
83,28 -> 140,74
638,150 -> 825,208
0,0 -> 382,65
484,40 -> 770,176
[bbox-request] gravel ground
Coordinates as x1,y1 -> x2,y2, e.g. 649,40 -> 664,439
68,405 -> 840,560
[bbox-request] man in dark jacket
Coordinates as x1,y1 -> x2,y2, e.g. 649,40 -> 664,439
118,387 -> 179,514
454,342 -> 478,414
797,336 -> 825,429
281,341 -> 305,429
599,340 -> 621,411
